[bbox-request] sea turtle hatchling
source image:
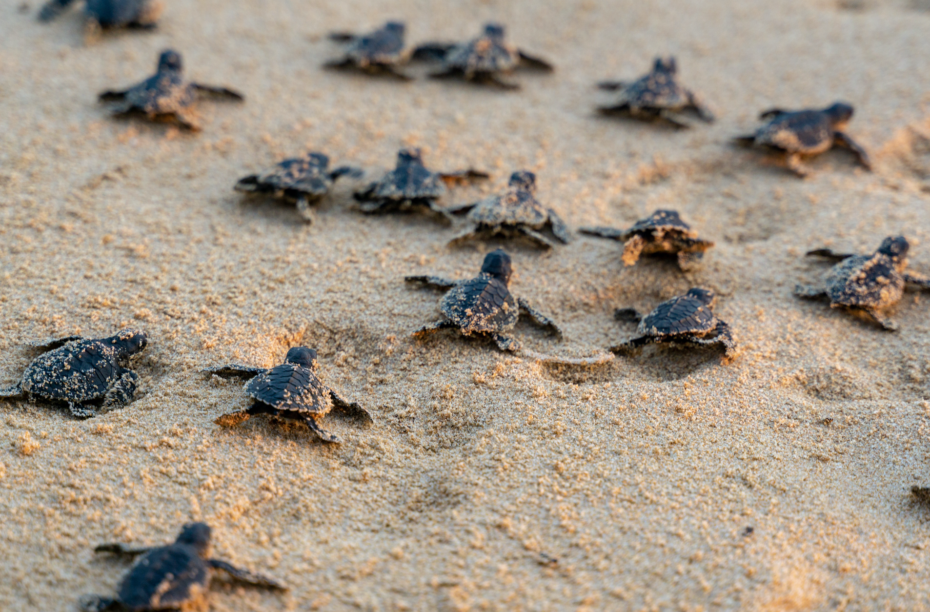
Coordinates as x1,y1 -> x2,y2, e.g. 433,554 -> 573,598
99,49 -> 244,131
734,101 -> 872,176
234,152 -> 363,223
0,329 -> 148,418
325,21 -> 412,80
611,288 -> 736,356
446,170 -> 570,249
794,236 -> 930,330
412,23 -> 554,90
597,57 -> 715,128
354,148 -> 488,222
38,0 -> 163,39
406,249 -> 561,352
79,522 -> 286,612
581,209 -> 714,270
206,347 -> 373,444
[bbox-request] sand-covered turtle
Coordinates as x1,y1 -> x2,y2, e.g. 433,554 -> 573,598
354,148 -> 488,222
597,57 -> 714,128
406,249 -> 561,352
794,236 -> 930,330
39,0 -> 162,39
734,102 -> 871,176
206,347 -> 372,443
581,209 -> 713,270
412,23 -> 553,89
99,49 -> 244,131
0,329 -> 147,418
446,171 -> 570,249
79,522 -> 285,612
325,21 -> 412,80
611,288 -> 735,356
234,152 -> 363,223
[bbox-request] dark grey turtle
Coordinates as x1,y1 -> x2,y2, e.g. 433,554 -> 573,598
354,148 -> 488,223
611,288 -> 735,356
206,347 -> 373,444
325,21 -> 412,80
39,0 -> 162,40
406,249 -> 561,352
794,236 -> 930,331
79,522 -> 286,612
412,23 -> 553,90
597,57 -> 714,128
234,152 -> 363,223
446,171 -> 570,249
734,101 -> 871,176
580,209 -> 714,270
0,329 -> 147,418
99,49 -> 244,131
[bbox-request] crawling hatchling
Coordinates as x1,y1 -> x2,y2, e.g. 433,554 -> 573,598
412,23 -> 553,89
354,147 -> 488,222
735,102 -> 871,176
206,347 -> 373,443
581,209 -> 713,270
79,522 -> 285,612
406,249 -> 561,352
234,151 -> 362,223
39,0 -> 162,39
597,57 -> 714,128
446,171 -> 570,249
325,21 -> 412,80
99,49 -> 244,131
0,329 -> 147,418
795,236 -> 930,330
611,288 -> 735,356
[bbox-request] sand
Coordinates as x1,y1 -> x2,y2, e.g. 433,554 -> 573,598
2,0 -> 930,610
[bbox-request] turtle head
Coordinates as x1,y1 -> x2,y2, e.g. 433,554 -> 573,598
481,249 -> 513,284
824,102 -> 854,127
686,287 -> 716,307
285,347 -> 318,369
384,21 -> 406,36
157,49 -> 183,73
110,329 -> 148,356
654,56 -> 677,75
483,23 -> 506,40
397,148 -> 423,166
175,522 -> 212,558
508,171 -> 537,193
877,235 -> 909,262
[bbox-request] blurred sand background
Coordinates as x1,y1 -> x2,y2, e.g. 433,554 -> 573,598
3,0 -> 930,609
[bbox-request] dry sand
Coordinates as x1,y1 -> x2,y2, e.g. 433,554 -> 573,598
2,0 -> 930,610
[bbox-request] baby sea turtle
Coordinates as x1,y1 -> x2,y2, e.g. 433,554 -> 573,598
206,347 -> 373,444
734,102 -> 871,176
597,57 -> 714,128
794,236 -> 930,330
354,148 -> 488,222
611,288 -> 735,356
39,0 -> 162,39
0,329 -> 147,418
406,249 -> 561,352
80,522 -> 285,612
412,23 -> 553,90
581,210 -> 714,270
234,152 -> 363,223
446,171 -> 570,249
99,49 -> 244,131
325,21 -> 412,80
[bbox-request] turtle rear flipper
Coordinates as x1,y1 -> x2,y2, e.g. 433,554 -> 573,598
687,92 -> 715,123
517,227 -> 557,249
579,226 -> 625,241
323,57 -> 356,70
864,308 -> 898,331
806,248 -> 855,261
0,384 -> 25,399
94,543 -> 155,557
517,297 -> 562,336
68,403 -> 98,419
794,284 -> 827,299
903,271 -> 930,289
234,175 -> 261,193
204,364 -> 268,379
759,108 -> 789,120
677,249 -> 706,270
493,334 -> 521,352
691,321 -> 737,357
518,50 -> 554,71
29,335 -> 84,351
413,320 -> 459,336
596,80 -> 628,91
614,308 -> 643,323
621,234 -> 647,266
78,595 -> 118,612
329,389 -> 374,424
295,197 -> 317,224
327,31 -> 357,42
208,559 -> 287,590
438,169 -> 489,184
192,83 -> 244,101
833,131 -> 872,170
329,165 -> 364,180
733,134 -> 758,146
104,370 -> 139,408
302,415 -> 340,443
658,110 -> 694,130
411,42 -> 455,61
609,335 -> 656,353
405,275 -> 459,290
442,201 -> 479,215
98,90 -> 129,102
38,0 -> 75,22
547,210 -> 571,244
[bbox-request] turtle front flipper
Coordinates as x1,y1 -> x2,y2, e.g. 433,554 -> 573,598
98,89 -> 129,102
865,308 -> 898,332
732,133 -> 758,146
805,248 -> 855,261
442,201 -> 479,215
903,271 -> 930,289
302,416 -> 341,443
323,57 -> 356,70
676,249 -> 706,270
518,227 -> 557,249
517,298 -> 562,336
759,108 -> 788,120
68,403 -> 98,419
609,335 -> 656,353
104,370 -> 139,408
438,169 -> 490,185
405,276 -> 458,290
794,284 -> 827,299
203,365 -> 268,380
411,42 -> 455,61
493,334 -> 521,352
0,383 -> 25,399
94,543 -> 155,557
692,321 -> 737,357
448,227 -> 483,247
413,320 -> 459,336
37,0 -> 75,22
547,210 -> 572,244
621,234 -> 647,266
785,153 -> 811,178
173,109 -> 202,131
296,197 -> 317,224
579,226 -> 625,241
833,131 -> 872,171
658,110 -> 693,130
208,559 -> 287,590
329,389 -> 374,424
327,31 -> 358,42
29,335 -> 83,351
234,175 -> 260,193
596,80 -> 628,91
191,83 -> 245,101
517,50 -> 554,72
78,595 -> 119,612
687,91 -> 715,123
329,165 -> 364,181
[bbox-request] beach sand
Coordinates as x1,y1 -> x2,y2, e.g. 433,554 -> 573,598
2,0 -> 930,609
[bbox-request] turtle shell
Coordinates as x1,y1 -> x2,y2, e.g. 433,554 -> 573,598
115,544 -> 209,610
86,0 -> 152,26
440,274 -> 519,335
626,210 -> 693,238
123,70 -> 195,115
346,24 -> 406,66
467,188 -> 548,228
619,69 -> 689,111
368,161 -> 446,201
753,110 -> 834,154
443,36 -> 518,75
250,153 -> 333,198
245,363 -> 332,416
824,254 -> 905,309
21,340 -> 122,403
639,294 -> 718,337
